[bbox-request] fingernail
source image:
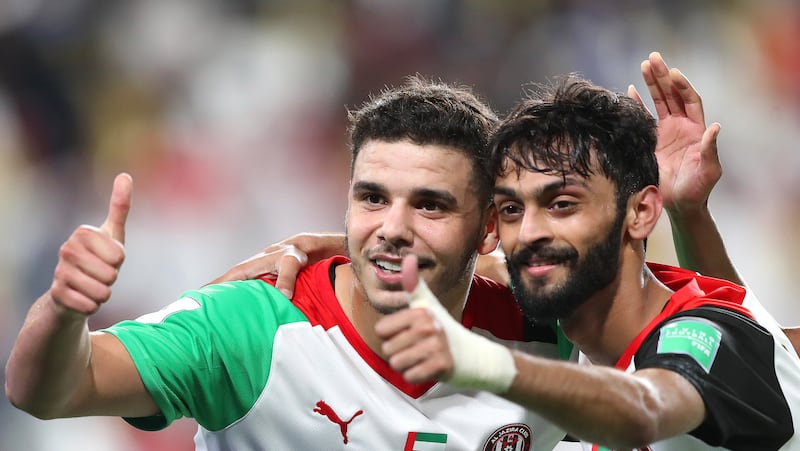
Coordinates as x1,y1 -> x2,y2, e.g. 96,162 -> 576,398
280,289 -> 293,299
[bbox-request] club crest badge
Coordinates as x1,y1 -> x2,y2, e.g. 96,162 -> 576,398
482,423 -> 532,451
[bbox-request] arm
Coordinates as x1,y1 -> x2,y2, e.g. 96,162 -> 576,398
206,232 -> 346,297
209,233 -> 511,290
4,174 -> 158,419
506,356 -> 703,447
633,53 -> 800,346
629,52 -> 743,285
375,256 -> 704,448
475,247 -> 510,286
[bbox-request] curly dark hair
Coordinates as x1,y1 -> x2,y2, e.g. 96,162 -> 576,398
348,75 -> 499,207
489,75 -> 658,211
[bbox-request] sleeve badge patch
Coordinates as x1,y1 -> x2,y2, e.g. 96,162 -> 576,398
657,319 -> 722,372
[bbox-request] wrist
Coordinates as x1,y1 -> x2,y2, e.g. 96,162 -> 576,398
408,279 -> 518,394
665,201 -> 711,223
45,292 -> 91,324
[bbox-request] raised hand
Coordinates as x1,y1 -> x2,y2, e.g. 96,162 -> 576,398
50,173 -> 132,316
376,255 -> 455,384
628,51 -> 722,213
376,255 -> 517,392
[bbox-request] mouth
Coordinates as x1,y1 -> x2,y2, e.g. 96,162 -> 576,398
370,255 -> 433,277
375,259 -> 402,273
527,257 -> 563,267
520,256 -> 566,278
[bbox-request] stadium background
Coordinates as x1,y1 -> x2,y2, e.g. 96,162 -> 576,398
0,1 -> 798,449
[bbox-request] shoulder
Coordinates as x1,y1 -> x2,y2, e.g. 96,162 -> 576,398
465,274 -> 558,345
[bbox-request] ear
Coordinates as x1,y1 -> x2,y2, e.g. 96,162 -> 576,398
626,185 -> 662,241
478,204 -> 500,255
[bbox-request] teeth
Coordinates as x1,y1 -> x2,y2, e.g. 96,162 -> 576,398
376,260 -> 402,272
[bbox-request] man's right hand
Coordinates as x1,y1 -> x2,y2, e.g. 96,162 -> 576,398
50,173 -> 132,317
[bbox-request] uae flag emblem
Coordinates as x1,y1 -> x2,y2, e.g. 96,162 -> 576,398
404,432 -> 447,451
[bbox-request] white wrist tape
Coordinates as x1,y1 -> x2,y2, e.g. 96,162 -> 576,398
408,278 -> 518,393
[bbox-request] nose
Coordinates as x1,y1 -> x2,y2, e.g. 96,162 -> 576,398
377,201 -> 414,247
517,209 -> 554,247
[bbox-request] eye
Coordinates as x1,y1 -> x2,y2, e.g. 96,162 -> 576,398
498,202 -> 523,218
549,198 -> 577,213
420,200 -> 442,212
363,193 -> 385,205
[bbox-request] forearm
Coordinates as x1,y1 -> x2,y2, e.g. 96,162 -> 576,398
667,205 -> 744,285
506,353 -> 668,449
5,291 -> 93,418
292,232 -> 347,261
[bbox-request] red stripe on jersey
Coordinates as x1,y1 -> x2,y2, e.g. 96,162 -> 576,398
261,256 -> 521,398
615,263 -> 753,370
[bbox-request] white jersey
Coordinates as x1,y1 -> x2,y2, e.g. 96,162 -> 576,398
103,256 -> 569,450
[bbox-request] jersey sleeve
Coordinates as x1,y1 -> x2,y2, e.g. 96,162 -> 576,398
634,307 -> 793,450
100,280 -> 308,431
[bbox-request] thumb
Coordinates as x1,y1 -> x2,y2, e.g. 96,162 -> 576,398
402,254 -> 419,293
701,122 -> 721,163
404,254 -> 443,311
100,173 -> 133,244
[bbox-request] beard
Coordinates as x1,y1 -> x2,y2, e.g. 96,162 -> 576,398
507,214 -> 624,322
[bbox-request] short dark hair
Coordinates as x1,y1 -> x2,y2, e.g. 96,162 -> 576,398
348,75 -> 498,207
489,75 -> 658,210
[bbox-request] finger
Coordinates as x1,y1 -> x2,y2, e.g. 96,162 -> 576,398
701,122 -> 722,168
670,67 -> 705,124
641,55 -> 669,119
649,51 -> 685,117
375,309 -> 418,339
100,173 -> 133,245
50,273 -> 112,316
59,239 -> 120,285
275,252 -> 306,299
627,84 -> 653,118
402,254 -> 419,293
64,225 -> 125,273
379,309 -> 439,352
387,337 -> 448,377
400,351 -> 452,384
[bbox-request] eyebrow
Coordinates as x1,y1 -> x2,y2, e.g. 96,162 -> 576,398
352,181 -> 385,195
352,181 -> 458,207
494,176 -> 589,200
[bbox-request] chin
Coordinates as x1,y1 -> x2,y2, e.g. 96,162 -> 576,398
367,291 -> 410,315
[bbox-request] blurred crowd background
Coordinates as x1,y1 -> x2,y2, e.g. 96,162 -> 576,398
0,0 -> 797,449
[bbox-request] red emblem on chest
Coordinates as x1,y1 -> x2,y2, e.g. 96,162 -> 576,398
313,400 -> 364,444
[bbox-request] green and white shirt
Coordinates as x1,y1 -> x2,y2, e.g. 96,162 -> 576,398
103,256 -> 569,450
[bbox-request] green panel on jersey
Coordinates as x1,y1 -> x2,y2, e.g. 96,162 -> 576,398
657,319 -> 722,373
555,320 -> 574,361
102,280 -> 309,431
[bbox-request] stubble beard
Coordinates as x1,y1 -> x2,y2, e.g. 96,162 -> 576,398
344,234 -> 480,316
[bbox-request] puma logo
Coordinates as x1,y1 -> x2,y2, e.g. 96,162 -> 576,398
313,400 -> 364,444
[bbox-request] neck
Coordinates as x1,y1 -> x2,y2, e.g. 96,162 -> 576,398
560,257 -> 673,367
